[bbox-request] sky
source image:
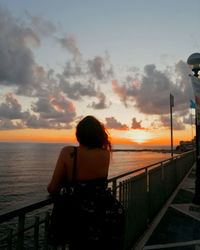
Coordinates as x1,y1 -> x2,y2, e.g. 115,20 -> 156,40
0,0 -> 199,147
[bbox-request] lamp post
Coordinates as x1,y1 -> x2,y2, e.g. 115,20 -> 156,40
187,53 -> 200,205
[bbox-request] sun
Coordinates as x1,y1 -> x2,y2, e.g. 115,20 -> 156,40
125,130 -> 154,144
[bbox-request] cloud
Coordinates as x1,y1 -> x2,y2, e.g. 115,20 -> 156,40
58,36 -> 113,81
131,117 -> 144,129
58,48 -> 114,108
58,34 -> 81,59
0,7 -> 38,89
63,62 -> 83,78
135,64 -> 172,114
105,117 -> 129,130
0,92 -> 77,130
88,91 -> 111,110
60,51 -> 113,82
0,93 -> 28,130
87,56 -> 113,81
112,61 -> 193,117
87,56 -> 105,80
0,8 -> 58,98
25,114 -> 52,129
31,94 -> 76,127
59,78 -> 97,100
160,115 -> 185,130
0,119 -> 24,130
0,93 -> 28,119
25,11 -> 57,37
112,80 -> 128,106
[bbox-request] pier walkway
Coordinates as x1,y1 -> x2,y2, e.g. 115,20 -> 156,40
136,164 -> 200,250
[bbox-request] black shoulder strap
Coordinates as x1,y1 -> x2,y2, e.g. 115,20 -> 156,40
72,146 -> 77,182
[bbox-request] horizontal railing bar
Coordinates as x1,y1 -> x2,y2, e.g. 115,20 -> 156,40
109,151 -> 191,182
0,150 -> 194,224
0,197 -> 53,223
1,216 -> 47,243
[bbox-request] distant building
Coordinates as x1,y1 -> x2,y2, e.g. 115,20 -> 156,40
176,137 -> 195,152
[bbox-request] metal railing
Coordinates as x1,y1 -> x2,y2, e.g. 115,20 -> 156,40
0,150 -> 195,250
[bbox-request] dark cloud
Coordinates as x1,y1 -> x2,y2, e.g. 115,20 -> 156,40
112,80 -> 128,106
0,93 -> 28,119
31,94 -> 76,127
112,61 -> 193,117
0,119 -> 24,130
57,46 -> 114,107
87,56 -> 113,81
88,92 -> 111,110
16,66 -> 61,97
105,117 -> 129,130
61,53 -> 113,81
87,56 -> 105,80
25,114 -> 52,129
63,61 -> 83,78
0,93 -> 27,130
131,117 -> 144,129
0,92 -> 77,130
58,35 -> 81,58
58,36 -> 113,81
0,7 -> 38,88
59,78 -> 97,100
160,115 -> 185,130
0,8 -> 59,98
135,64 -> 171,114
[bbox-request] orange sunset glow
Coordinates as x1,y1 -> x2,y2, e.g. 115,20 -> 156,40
0,124 -> 194,149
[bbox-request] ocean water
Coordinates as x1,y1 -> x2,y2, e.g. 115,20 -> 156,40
0,142 -> 172,212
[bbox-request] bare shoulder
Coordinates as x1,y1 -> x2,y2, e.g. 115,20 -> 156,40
62,145 -> 74,151
60,146 -> 75,156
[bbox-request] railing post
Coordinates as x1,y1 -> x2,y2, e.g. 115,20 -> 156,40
146,168 -> 149,192
119,181 -> 122,202
17,214 -> 25,250
124,180 -> 128,209
34,216 -> 39,250
43,212 -> 50,250
161,162 -> 164,181
7,229 -> 13,250
146,168 -> 150,225
112,179 -> 117,198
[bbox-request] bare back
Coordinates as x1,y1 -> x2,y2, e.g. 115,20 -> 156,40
72,146 -> 110,181
47,145 -> 110,194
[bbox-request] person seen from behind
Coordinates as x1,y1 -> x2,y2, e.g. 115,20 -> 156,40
48,115 -> 125,250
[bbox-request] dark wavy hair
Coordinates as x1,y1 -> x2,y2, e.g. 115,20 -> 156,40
76,116 -> 111,151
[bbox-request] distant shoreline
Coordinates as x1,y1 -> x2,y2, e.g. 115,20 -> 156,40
112,148 -> 180,154
0,141 -> 186,154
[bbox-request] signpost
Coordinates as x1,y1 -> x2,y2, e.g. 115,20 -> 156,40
170,93 -> 174,157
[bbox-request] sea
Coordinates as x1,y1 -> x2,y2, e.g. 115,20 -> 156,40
0,142 -> 172,213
